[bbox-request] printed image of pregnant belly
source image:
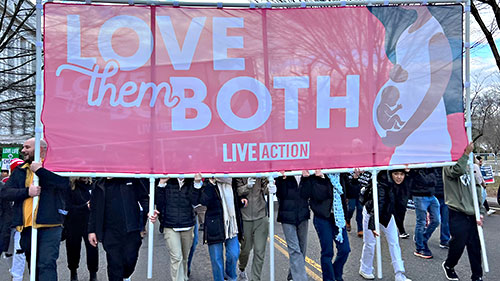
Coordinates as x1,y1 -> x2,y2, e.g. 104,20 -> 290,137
373,10 -> 452,165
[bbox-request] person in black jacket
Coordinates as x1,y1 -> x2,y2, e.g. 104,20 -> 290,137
275,172 -> 310,281
0,138 -> 70,281
150,176 -> 201,281
359,170 -> 411,281
88,177 -> 149,281
0,181 -> 12,256
65,177 -> 98,281
199,177 -> 247,281
300,170 -> 350,281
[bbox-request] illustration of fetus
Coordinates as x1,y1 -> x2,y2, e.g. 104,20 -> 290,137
376,86 -> 405,130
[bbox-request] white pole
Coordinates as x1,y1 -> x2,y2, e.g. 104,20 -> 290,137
51,0 -> 467,7
464,0 -> 489,273
147,177 -> 155,278
268,175 -> 275,281
371,170 -> 382,279
55,162 -> 458,179
31,0 -> 44,280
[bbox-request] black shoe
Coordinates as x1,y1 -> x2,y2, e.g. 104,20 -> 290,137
442,262 -> 459,280
472,277 -> 483,281
70,270 -> 78,281
89,271 -> 97,281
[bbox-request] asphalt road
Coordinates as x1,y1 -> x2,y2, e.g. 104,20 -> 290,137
1,199 -> 499,281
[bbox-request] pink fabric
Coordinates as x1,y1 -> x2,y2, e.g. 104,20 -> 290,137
43,4 -> 467,173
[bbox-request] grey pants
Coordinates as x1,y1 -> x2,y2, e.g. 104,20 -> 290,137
282,221 -> 309,281
239,217 -> 269,281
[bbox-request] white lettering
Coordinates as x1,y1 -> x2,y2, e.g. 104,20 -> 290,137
66,15 -> 96,69
273,76 -> 309,129
98,15 -> 153,71
156,16 -> 206,70
217,77 -> 271,131
316,75 -> 360,128
170,77 -> 212,131
213,17 -> 245,71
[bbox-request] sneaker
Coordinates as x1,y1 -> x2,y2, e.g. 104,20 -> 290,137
414,250 -> 433,259
237,270 -> 248,281
442,261 -> 459,280
395,272 -> 412,281
346,222 -> 352,232
359,270 -> 375,280
399,233 -> 410,239
357,231 -> 363,238
487,209 -> 496,216
439,242 -> 450,249
472,277 -> 483,281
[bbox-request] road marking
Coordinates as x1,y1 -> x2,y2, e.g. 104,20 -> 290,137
273,241 -> 322,281
273,234 -> 323,279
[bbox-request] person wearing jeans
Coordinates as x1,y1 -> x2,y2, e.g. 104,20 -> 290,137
200,177 -> 246,281
275,173 -> 310,281
409,168 -> 440,259
432,167 -> 450,248
300,170 -> 350,281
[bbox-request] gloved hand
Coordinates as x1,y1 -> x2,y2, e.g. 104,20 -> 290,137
247,177 -> 256,188
268,182 -> 277,194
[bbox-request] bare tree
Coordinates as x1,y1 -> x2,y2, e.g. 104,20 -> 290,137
0,0 -> 36,140
471,0 -> 500,72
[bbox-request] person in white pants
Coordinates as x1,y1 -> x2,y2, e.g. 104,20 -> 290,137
358,169 -> 411,281
10,230 -> 26,281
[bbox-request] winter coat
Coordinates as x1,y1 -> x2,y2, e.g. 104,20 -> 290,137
275,176 -> 310,225
200,179 -> 245,245
155,178 -> 200,228
365,171 -> 409,230
235,177 -> 268,221
0,182 -> 13,252
1,166 -> 70,227
88,178 -> 149,242
409,168 -> 437,197
300,175 -> 347,220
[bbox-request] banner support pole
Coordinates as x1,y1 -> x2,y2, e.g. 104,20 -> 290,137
30,1 -> 44,280
464,0 -> 489,273
147,177 -> 155,278
268,175 -> 276,281
371,170 -> 382,279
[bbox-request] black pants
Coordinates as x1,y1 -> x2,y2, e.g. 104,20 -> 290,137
65,216 -> 98,273
102,230 -> 142,281
20,226 -> 62,281
445,209 -> 482,280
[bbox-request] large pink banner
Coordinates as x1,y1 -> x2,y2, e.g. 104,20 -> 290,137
43,3 -> 467,173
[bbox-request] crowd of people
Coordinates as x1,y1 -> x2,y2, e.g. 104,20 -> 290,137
0,138 -> 491,281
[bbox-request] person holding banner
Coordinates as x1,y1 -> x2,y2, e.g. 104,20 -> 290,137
149,176 -> 202,281
275,172 -> 310,281
88,177 -> 149,281
64,177 -> 98,281
300,170 -> 350,281
0,138 -> 70,281
359,170 -> 412,281
199,177 -> 247,281
235,177 -> 269,281
442,143 -> 485,281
